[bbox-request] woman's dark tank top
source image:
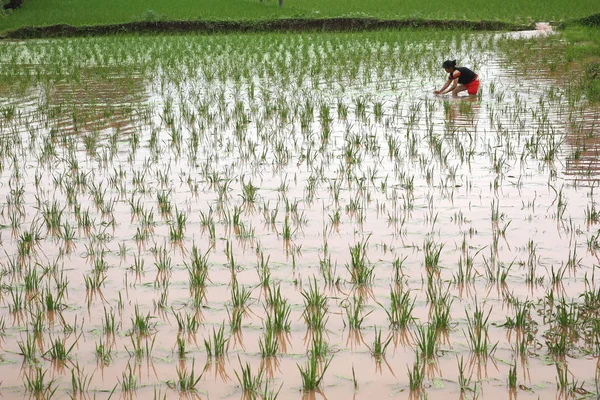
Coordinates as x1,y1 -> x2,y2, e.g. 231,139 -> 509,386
449,67 -> 477,84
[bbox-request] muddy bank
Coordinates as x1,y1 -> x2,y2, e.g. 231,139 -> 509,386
2,17 -> 532,39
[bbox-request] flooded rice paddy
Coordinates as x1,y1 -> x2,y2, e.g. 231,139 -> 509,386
0,30 -> 599,399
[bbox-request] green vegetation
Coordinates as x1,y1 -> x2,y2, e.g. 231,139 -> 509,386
563,25 -> 600,101
0,0 -> 598,33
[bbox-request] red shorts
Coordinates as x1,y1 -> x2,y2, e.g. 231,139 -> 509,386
465,77 -> 480,95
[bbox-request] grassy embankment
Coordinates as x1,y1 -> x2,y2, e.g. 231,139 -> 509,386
562,15 -> 600,100
0,0 -> 598,32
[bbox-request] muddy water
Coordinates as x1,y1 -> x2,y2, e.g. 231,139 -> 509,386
0,30 -> 599,399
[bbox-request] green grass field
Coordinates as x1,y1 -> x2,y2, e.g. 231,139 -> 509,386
0,0 -> 598,31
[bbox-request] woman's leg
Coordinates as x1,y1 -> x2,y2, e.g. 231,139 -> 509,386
452,84 -> 468,97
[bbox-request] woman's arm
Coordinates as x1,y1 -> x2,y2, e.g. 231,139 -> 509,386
440,78 -> 458,95
434,78 -> 452,95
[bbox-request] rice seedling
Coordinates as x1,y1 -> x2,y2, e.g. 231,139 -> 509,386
18,333 -> 38,364
43,334 -> 80,363
424,237 -> 444,270
204,323 -> 229,358
131,304 -> 156,335
346,236 -> 375,286
464,301 -> 497,355
119,363 -> 137,393
70,362 -> 93,395
24,366 -> 57,397
500,300 -> 532,329
380,285 -> 415,329
9,286 -> 24,312
343,295 -> 372,330
414,323 -> 438,358
256,252 -> 271,287
168,208 -> 187,241
301,278 -> 329,331
259,323 -> 279,358
227,306 -> 244,332
407,353 -> 425,391
175,359 -> 204,392
457,356 -> 473,392
508,363 -> 517,389
310,329 -> 330,358
235,356 -> 265,398
126,333 -> 156,359
103,306 -> 117,334
241,179 -> 259,204
297,349 -> 333,392
231,280 -> 252,309
95,338 -> 112,365
370,326 -> 392,360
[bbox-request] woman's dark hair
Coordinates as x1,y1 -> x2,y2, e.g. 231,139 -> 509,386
442,60 -> 457,69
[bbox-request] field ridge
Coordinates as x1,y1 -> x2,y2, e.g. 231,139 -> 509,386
2,17 -> 533,39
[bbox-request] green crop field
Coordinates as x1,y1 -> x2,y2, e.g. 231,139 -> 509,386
0,0 -> 598,32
